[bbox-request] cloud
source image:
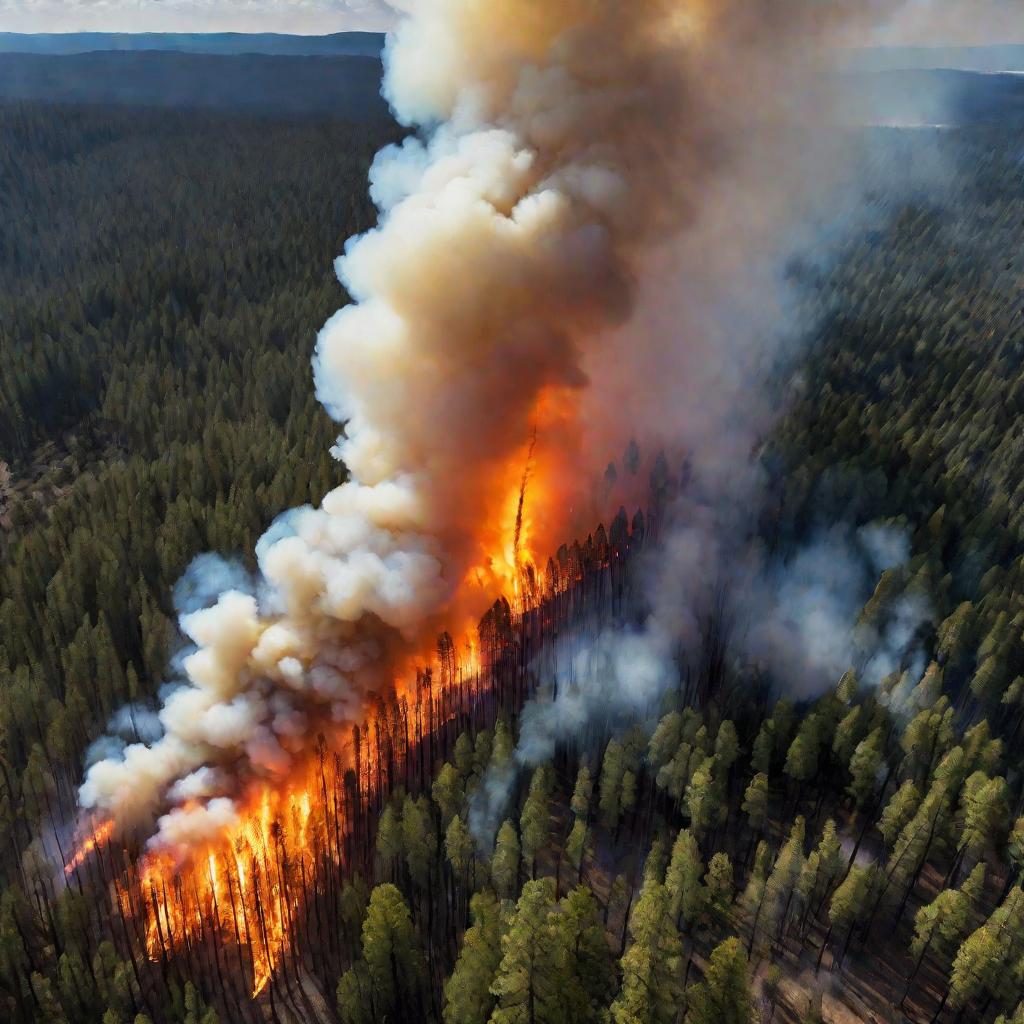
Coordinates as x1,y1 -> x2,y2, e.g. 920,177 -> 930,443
0,0 -> 398,34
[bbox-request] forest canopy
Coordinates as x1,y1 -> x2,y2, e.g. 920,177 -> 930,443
1,100 -> 1024,1024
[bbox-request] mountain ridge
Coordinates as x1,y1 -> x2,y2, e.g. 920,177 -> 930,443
0,30 -> 386,56
846,43 -> 1024,73
0,51 -> 391,119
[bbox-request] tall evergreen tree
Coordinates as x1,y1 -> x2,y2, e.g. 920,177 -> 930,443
685,938 -> 755,1024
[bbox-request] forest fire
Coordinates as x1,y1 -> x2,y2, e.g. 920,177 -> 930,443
63,818 -> 115,876
132,773 -> 321,997
66,480 -> 645,999
64,435 -> 584,995
61,0 -> 883,1007
69,771 -> 330,997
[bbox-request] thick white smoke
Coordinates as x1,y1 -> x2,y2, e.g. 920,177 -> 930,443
77,0 -> 692,848
78,0 -> 919,853
740,523 -> 931,695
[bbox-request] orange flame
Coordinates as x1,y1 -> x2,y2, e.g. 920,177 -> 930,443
69,425 -> 620,1000
129,764 -> 326,996
64,819 -> 114,875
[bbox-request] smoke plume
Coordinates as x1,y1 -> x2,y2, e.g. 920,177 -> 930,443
79,0 -> 914,854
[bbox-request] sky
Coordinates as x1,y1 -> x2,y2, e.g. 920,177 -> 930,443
0,0 -> 1020,43
0,0 -> 398,34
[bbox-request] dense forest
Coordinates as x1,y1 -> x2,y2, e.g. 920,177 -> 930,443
0,53 -> 390,120
0,32 -> 385,56
2,100 -> 1024,1024
0,100 -> 394,863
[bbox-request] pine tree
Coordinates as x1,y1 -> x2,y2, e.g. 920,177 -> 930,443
784,715 -> 822,788
492,722 -> 514,774
836,669 -> 859,705
403,794 -> 435,892
846,728 -> 884,808
705,853 -> 734,922
340,875 -> 370,955
565,819 -> 590,882
936,602 -> 975,667
620,769 -> 638,823
994,1003 -> 1024,1024
492,821 -> 521,900
609,878 -> 682,1024
821,865 -> 876,971
444,891 -> 506,1024
643,838 -> 668,886
814,820 -> 843,898
685,757 -> 718,838
338,962 -> 374,1024
948,923 -> 1004,1014
900,701 -> 955,785
377,802 -> 404,879
520,768 -> 552,878
751,724 -> 774,776
657,741 -> 697,803
714,721 -> 740,775
599,740 -> 626,830
454,733 -> 476,782
359,884 -> 425,1024
761,818 -> 806,946
1007,817 -> 1024,887
877,781 -> 921,847
741,773 -> 769,833
740,841 -> 772,955
647,713 -> 683,771
903,863 -> 985,1003
949,885 -> 1024,1014
488,878 -> 563,1024
556,886 -> 612,1023
685,937 -> 755,1024
446,814 -> 475,879
570,766 -> 593,821
183,983 -> 220,1024
665,829 -> 706,927
831,705 -> 864,766
795,852 -> 821,932
887,766 -> 958,908
475,729 -> 495,782
911,662 -> 943,711
434,763 -> 466,829
958,772 -> 1011,865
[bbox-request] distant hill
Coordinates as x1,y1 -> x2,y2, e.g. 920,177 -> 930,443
0,52 -> 390,119
843,68 -> 1024,128
848,44 -> 1024,74
0,30 -> 385,57
3,42 -> 1023,128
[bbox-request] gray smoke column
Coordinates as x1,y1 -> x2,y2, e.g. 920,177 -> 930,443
77,0 -> 913,855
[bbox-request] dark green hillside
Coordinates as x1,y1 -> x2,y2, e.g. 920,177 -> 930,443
0,52 -> 389,118
0,103 -> 397,825
0,31 -> 386,57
